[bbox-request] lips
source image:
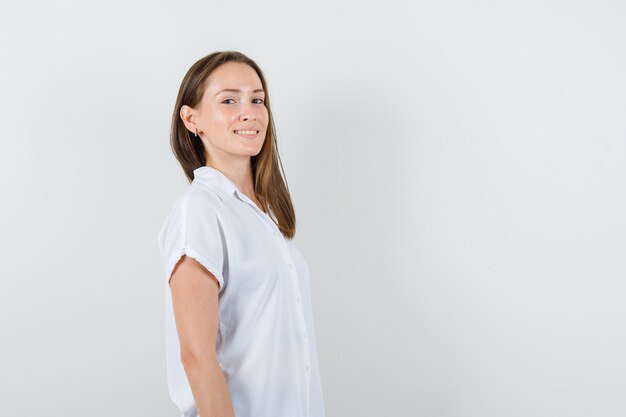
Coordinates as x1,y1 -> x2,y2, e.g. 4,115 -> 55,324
234,126 -> 261,132
234,130 -> 259,138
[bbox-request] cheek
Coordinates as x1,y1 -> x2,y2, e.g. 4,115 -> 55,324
210,108 -> 237,128
261,109 -> 270,125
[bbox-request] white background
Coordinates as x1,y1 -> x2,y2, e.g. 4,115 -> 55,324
1,1 -> 625,416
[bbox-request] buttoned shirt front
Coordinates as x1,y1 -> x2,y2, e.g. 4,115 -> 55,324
157,166 -> 325,417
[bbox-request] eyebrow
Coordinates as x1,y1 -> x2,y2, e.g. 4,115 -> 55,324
215,88 -> 265,96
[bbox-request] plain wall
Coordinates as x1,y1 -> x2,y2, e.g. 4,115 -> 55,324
1,0 -> 625,416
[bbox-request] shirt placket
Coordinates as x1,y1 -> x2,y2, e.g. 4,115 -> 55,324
239,195 -> 312,416
268,224 -> 311,416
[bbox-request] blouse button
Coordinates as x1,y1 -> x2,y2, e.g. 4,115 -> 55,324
296,296 -> 301,303
288,263 -> 294,270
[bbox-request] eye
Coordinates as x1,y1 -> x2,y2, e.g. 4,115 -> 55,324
222,98 -> 236,104
253,98 -> 265,104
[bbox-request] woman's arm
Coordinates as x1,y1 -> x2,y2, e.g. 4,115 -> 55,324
169,256 -> 235,417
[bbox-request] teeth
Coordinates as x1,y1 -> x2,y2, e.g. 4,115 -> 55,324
235,130 -> 258,135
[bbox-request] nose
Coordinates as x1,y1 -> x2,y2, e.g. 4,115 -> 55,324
240,100 -> 258,121
240,108 -> 256,121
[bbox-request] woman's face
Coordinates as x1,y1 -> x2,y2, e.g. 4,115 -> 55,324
188,62 -> 269,164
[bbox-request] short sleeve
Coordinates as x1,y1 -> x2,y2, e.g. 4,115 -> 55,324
157,190 -> 226,291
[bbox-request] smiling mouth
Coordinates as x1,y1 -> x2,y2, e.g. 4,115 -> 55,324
234,130 -> 260,137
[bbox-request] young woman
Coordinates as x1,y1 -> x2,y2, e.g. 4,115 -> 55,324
157,51 -> 325,417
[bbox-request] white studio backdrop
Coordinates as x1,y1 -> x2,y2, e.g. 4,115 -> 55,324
1,1 -> 625,416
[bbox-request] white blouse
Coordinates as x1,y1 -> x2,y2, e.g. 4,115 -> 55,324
157,166 -> 325,417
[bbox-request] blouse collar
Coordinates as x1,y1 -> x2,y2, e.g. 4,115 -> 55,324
192,165 -> 278,224
192,166 -> 237,202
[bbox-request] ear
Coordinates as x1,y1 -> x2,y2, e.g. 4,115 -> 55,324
180,105 -> 198,135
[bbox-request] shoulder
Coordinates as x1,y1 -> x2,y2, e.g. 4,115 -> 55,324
183,183 -> 224,220
157,183 -> 224,244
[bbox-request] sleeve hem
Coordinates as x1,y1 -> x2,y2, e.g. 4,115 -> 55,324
165,246 -> 225,291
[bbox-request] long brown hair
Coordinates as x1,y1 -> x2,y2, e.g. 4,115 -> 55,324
170,51 -> 296,239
